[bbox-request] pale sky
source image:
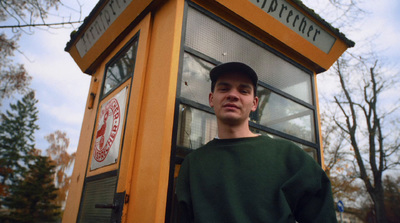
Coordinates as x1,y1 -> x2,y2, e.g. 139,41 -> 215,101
2,0 -> 399,155
2,1 -> 97,154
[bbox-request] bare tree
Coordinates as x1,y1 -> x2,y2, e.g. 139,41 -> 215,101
321,114 -> 360,201
0,0 -> 84,31
327,53 -> 400,223
0,0 -> 84,105
303,1 -> 400,222
302,0 -> 365,31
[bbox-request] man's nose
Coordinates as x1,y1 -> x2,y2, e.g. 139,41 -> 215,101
226,90 -> 239,101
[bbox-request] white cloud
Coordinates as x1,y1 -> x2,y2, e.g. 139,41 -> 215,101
355,0 -> 400,58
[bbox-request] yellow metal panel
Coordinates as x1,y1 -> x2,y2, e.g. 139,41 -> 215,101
124,0 -> 185,222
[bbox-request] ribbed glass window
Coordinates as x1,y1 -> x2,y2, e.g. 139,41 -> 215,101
78,175 -> 117,223
185,7 -> 313,104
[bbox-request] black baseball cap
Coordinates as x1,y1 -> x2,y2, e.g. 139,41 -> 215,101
210,62 -> 258,94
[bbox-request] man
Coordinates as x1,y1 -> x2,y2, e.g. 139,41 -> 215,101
176,62 -> 337,223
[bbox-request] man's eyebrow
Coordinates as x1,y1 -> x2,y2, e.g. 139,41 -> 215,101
239,83 -> 252,89
216,82 -> 253,90
216,82 -> 231,87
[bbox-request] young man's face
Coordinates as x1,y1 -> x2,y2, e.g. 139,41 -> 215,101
209,72 -> 259,126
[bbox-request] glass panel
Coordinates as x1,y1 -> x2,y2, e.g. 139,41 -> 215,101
185,7 -> 313,104
176,104 -> 218,158
254,86 -> 315,142
180,53 -> 213,106
103,39 -> 139,96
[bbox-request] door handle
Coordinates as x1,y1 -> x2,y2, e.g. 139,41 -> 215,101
95,203 -> 118,209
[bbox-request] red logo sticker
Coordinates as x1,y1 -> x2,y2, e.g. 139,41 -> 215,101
94,98 -> 120,162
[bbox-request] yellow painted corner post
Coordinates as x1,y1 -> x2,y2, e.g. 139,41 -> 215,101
124,0 -> 185,222
115,13 -> 153,223
313,73 -> 326,169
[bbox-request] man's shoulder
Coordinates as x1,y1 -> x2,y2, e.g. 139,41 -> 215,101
257,135 -> 301,150
256,135 -> 317,162
187,138 -> 219,156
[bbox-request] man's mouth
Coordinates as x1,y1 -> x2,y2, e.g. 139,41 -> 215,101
223,103 -> 239,109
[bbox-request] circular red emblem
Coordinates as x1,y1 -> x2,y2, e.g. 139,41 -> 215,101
94,98 -> 120,162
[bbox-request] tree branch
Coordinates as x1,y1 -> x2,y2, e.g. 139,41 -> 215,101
0,21 -> 83,29
335,60 -> 374,192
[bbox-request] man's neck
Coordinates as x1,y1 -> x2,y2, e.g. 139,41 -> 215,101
217,121 -> 258,139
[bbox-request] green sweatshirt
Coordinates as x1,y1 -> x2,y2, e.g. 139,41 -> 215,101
176,135 -> 337,223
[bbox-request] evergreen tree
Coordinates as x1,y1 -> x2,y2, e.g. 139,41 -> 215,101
2,155 -> 61,222
0,91 -> 39,206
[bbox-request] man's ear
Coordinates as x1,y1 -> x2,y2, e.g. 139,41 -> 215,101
251,96 -> 259,112
209,92 -> 214,107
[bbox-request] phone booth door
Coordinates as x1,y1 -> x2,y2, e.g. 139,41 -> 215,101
76,36 -> 139,223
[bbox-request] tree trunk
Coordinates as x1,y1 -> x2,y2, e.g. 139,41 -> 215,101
369,184 -> 388,223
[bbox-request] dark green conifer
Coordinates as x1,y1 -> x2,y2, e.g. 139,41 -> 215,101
0,91 -> 39,188
3,155 -> 61,222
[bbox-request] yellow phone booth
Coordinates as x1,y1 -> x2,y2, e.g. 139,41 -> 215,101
63,0 -> 354,222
